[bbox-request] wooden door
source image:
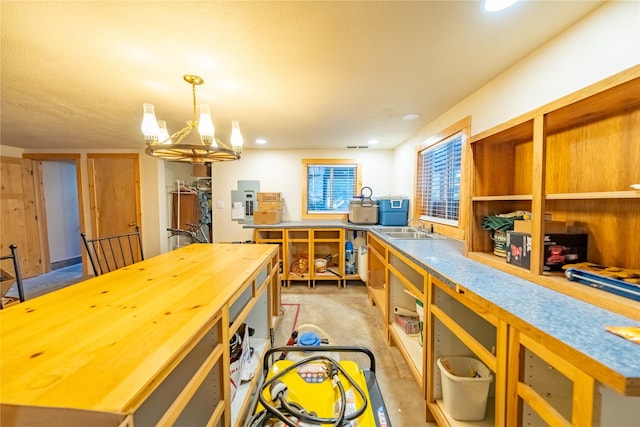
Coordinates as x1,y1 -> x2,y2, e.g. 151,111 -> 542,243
0,157 -> 45,277
87,154 -> 142,265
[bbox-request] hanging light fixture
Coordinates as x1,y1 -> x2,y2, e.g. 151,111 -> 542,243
141,74 -> 243,163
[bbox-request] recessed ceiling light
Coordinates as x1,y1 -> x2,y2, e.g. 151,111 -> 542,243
402,113 -> 421,121
368,139 -> 379,145
484,0 -> 517,12
256,139 -> 267,145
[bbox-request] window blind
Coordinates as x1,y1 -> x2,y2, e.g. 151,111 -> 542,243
416,133 -> 462,225
307,164 -> 357,214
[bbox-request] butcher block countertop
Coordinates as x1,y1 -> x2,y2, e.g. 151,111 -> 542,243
0,243 -> 278,424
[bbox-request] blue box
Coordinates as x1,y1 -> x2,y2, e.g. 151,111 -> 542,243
378,198 -> 409,226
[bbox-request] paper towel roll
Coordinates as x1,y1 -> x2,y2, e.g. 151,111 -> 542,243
394,306 -> 417,317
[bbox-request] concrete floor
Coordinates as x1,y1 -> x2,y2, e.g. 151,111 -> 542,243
277,282 -> 437,427
9,266 -> 437,426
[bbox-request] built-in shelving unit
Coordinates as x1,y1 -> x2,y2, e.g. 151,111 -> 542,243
387,248 -> 428,391
467,65 -> 640,319
426,277 -> 506,427
311,229 -> 343,287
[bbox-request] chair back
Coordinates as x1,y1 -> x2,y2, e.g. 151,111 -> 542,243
81,228 -> 144,276
0,244 -> 25,309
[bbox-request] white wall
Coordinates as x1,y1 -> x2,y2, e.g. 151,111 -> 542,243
42,161 -> 81,264
8,1 -> 638,255
392,0 -> 640,196
212,149 -> 394,242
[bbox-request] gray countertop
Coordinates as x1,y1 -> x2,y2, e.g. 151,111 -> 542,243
246,221 -> 640,387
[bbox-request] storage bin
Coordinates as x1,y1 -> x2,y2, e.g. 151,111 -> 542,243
437,356 -> 493,421
377,197 -> 409,226
348,199 -> 378,224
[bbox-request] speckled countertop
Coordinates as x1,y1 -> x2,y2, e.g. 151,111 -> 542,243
245,221 -> 640,391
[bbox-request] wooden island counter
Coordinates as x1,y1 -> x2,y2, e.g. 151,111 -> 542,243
1,243 -> 280,427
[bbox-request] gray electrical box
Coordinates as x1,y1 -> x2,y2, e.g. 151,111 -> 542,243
231,180 -> 260,224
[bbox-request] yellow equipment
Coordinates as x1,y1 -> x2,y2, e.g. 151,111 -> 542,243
245,346 -> 391,427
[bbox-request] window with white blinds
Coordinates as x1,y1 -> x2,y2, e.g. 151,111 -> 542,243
306,163 -> 357,214
416,132 -> 462,226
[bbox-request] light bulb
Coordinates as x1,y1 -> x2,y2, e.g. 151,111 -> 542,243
230,120 -> 243,151
484,0 -> 517,12
141,104 -> 160,142
157,120 -> 170,143
198,104 -> 215,145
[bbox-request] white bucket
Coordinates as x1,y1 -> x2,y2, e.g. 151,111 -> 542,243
437,356 -> 493,421
314,258 -> 327,273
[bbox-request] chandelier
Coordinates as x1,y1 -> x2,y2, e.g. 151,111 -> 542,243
141,74 -> 243,164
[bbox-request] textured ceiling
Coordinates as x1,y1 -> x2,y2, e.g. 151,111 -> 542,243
1,1 -> 604,151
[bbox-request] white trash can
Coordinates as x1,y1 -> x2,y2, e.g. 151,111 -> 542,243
437,356 -> 493,421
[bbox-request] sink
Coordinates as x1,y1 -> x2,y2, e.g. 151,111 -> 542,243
374,227 -> 444,239
384,231 -> 443,239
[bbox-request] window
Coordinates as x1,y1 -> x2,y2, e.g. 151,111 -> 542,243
416,132 -> 463,226
302,159 -> 361,219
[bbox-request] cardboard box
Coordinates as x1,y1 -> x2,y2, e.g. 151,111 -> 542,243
253,210 -> 282,225
506,232 -> 533,269
257,201 -> 283,211
395,314 -> 421,335
514,220 -> 566,234
507,232 -> 588,271
257,192 -> 281,202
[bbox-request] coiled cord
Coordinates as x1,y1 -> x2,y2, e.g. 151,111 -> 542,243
247,355 -> 368,427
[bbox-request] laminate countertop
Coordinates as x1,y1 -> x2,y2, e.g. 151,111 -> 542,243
369,230 -> 640,397
247,221 -> 640,395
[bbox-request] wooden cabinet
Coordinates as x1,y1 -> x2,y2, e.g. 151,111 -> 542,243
467,65 -> 640,319
427,277 -> 508,427
0,244 -> 280,427
254,226 -> 356,287
506,325 -> 640,426
285,229 -> 312,286
311,228 -> 343,287
254,228 -> 285,279
387,247 -> 428,390
367,233 -> 388,329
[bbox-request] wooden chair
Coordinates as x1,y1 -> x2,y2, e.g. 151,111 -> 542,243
81,228 -> 144,276
1,244 -> 25,309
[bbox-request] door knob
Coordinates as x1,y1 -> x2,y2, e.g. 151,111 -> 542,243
129,222 -> 136,227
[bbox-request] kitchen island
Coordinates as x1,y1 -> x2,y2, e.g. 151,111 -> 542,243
0,243 -> 279,427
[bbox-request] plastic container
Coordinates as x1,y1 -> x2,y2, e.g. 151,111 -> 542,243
377,197 -> 409,226
348,186 -> 378,224
287,324 -> 340,362
314,258 -> 327,273
437,356 -> 493,421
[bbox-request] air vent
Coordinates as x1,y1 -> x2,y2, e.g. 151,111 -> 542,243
346,145 -> 369,149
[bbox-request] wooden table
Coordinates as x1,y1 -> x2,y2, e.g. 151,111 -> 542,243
1,243 -> 279,427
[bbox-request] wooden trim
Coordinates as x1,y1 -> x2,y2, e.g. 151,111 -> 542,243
414,116 -> 471,241
300,158 -> 362,220
30,161 -> 50,274
530,115 -> 546,274
21,153 -> 85,275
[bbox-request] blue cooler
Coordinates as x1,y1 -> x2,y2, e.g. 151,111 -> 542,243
378,197 -> 409,226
